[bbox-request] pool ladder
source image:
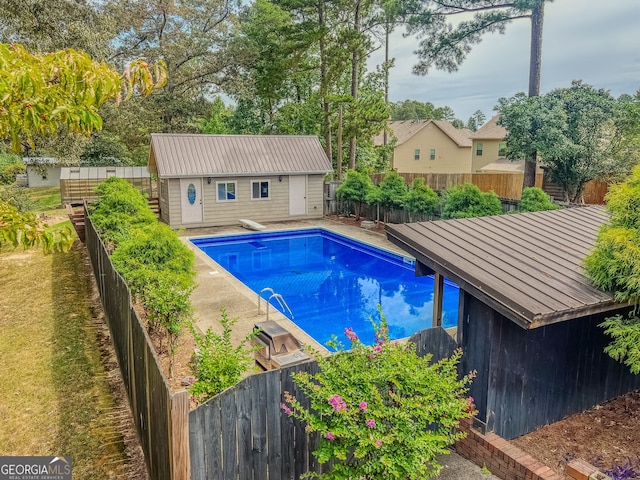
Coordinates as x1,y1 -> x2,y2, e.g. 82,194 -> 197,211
259,287 -> 294,321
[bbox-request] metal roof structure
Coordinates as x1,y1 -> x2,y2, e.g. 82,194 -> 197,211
386,206 -> 619,329
149,134 -> 333,178
60,166 -> 150,180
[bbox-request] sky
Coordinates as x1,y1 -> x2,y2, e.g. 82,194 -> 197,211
370,0 -> 640,122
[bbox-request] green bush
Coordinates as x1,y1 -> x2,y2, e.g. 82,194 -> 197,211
110,222 -> 195,284
283,313 -> 476,480
88,177 -> 156,247
404,177 -> 440,221
441,183 -> 502,219
0,184 -> 35,212
89,176 -> 196,378
584,165 -> 640,373
518,187 -> 559,212
336,170 -> 374,219
189,309 -> 259,402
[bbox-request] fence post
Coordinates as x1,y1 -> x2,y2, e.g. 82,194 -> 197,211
170,391 -> 191,480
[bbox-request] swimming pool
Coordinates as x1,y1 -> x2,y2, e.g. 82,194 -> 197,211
191,228 -> 459,347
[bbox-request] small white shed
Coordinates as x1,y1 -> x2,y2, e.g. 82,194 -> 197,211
148,134 -> 333,229
23,157 -> 62,188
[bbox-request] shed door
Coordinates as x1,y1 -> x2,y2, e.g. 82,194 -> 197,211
289,176 -> 307,216
180,178 -> 203,224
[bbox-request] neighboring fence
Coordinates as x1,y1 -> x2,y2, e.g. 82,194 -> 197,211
189,327 -> 458,480
84,209 -> 190,480
324,192 -> 520,223
369,172 -> 545,200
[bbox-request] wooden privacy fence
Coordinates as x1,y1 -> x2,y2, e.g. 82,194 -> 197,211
369,172 -> 544,200
189,327 -> 458,480
84,210 -> 190,480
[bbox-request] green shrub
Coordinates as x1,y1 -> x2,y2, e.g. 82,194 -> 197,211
189,309 -> 260,402
377,170 -> 407,211
404,177 -> 440,221
0,184 -> 35,212
518,187 -> 559,212
141,271 -> 195,377
90,176 -> 196,378
584,165 -> 640,373
336,170 -> 374,219
110,222 -> 195,283
89,177 -> 156,247
283,313 -> 476,480
441,183 -> 502,219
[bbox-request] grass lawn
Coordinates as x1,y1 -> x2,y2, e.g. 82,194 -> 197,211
28,186 -> 63,213
0,244 -> 136,478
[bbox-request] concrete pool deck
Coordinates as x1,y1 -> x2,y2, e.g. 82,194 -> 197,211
181,217 -> 410,352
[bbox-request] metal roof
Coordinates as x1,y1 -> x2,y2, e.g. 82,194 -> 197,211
386,206 -> 620,329
60,166 -> 150,180
149,134 -> 333,178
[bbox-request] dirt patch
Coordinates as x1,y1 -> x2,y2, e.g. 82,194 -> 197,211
512,390 -> 640,477
325,214 -> 387,234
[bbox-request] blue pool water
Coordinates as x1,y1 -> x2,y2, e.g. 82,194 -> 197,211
191,229 -> 459,347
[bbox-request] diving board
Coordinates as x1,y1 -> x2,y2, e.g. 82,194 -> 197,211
239,219 -> 267,231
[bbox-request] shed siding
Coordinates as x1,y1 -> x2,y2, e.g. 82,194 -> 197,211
463,292 -> 640,439
167,178 -> 182,228
166,175 -> 324,229
159,177 -> 171,226
27,166 -> 61,188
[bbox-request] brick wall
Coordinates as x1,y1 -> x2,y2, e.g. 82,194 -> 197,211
454,418 -> 609,480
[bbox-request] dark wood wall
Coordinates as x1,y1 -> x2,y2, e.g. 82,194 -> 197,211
461,292 -> 640,440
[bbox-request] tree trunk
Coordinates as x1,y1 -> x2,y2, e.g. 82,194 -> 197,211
523,1 -> 544,189
318,0 -> 332,162
337,104 -> 343,179
383,21 -> 390,147
348,0 -> 361,170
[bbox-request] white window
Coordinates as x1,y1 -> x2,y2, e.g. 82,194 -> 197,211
476,143 -> 484,156
430,149 -> 436,160
216,181 -> 237,202
251,180 -> 270,200
414,149 -> 421,160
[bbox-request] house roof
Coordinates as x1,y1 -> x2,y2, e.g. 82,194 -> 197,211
149,134 -> 333,178
386,206 -> 620,329
23,157 -> 59,165
478,158 -> 525,173
470,115 -> 507,140
374,120 -> 473,148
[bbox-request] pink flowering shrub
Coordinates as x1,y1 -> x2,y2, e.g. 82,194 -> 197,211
282,312 -> 476,479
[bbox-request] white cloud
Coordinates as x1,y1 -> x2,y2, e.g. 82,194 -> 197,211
370,0 -> 640,121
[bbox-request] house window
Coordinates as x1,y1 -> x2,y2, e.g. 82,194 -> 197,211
251,180 -> 270,200
430,149 -> 436,160
498,142 -> 507,157
476,143 -> 484,156
414,149 -> 421,160
216,181 -> 237,201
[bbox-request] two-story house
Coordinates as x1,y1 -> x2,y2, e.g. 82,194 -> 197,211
470,115 -> 508,172
374,120 -> 474,174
